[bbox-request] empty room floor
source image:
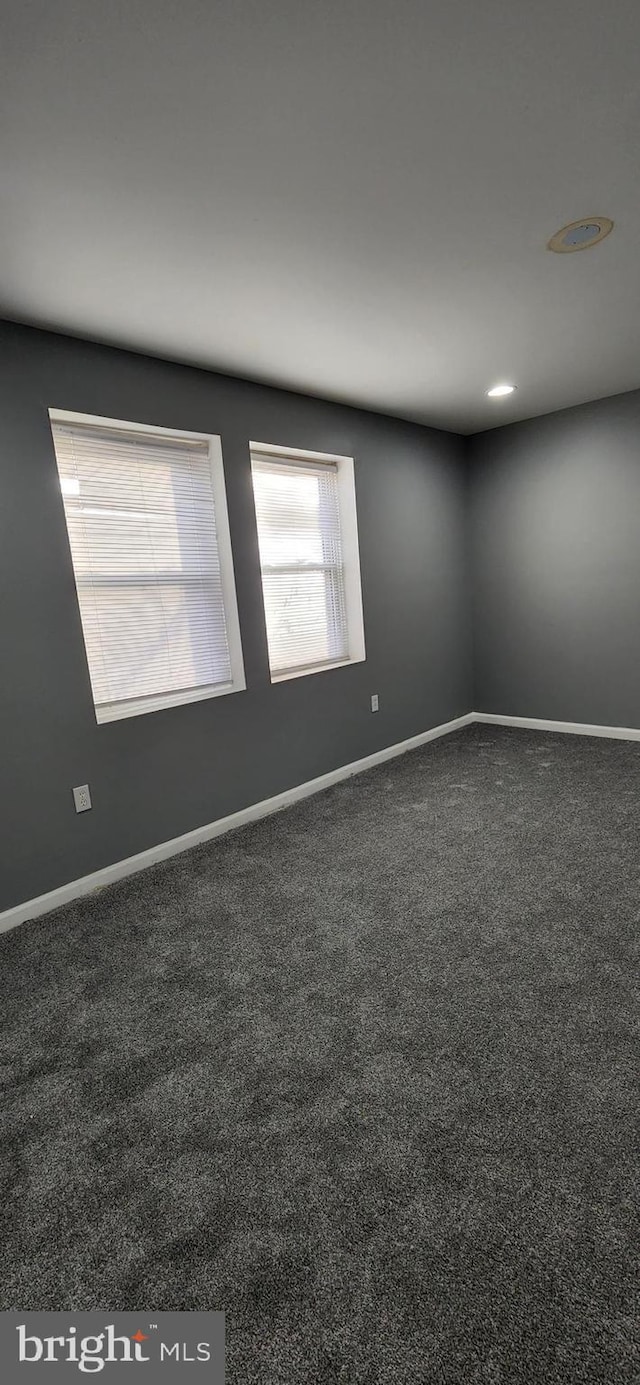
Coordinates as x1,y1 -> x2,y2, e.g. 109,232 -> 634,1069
1,725 -> 637,1384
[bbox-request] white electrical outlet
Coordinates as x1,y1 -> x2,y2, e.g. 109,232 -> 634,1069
72,784 -> 92,814
370,693 -> 379,712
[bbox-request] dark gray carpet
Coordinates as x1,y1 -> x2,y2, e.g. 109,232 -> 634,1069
1,725 -> 638,1383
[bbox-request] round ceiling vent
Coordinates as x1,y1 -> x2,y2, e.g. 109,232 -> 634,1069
547,217 -> 614,253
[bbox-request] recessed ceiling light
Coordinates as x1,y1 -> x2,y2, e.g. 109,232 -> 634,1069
486,383 -> 516,398
547,217 -> 613,253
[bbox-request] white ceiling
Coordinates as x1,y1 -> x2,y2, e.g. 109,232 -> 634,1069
1,0 -> 639,434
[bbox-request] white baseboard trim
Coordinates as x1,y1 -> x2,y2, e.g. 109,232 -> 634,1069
473,711 -> 640,741
0,712 -> 474,936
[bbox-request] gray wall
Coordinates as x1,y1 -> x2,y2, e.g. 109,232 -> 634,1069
468,388 -> 640,724
0,321 -> 470,912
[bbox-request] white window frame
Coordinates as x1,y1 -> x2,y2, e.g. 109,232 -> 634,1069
50,408 -> 246,723
250,440 -> 366,683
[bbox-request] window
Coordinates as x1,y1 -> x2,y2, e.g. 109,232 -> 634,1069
250,442 -> 365,681
49,410 -> 245,723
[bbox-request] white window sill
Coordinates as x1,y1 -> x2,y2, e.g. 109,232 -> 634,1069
96,678 -> 246,724
270,654 -> 365,685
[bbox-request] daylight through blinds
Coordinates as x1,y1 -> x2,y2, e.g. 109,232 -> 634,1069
51,417 -> 233,720
251,451 -> 349,676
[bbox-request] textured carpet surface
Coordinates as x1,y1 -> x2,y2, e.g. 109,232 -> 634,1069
1,725 -> 638,1383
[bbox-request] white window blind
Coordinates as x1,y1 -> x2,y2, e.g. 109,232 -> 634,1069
50,412 -> 245,723
251,445 -> 365,679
